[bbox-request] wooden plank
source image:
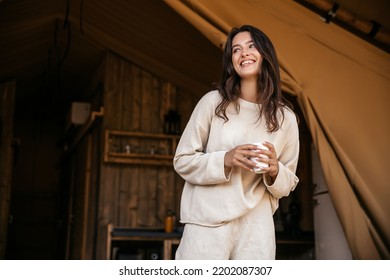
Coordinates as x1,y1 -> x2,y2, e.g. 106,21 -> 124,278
80,134 -> 92,259
151,76 -> 161,133
120,60 -> 134,133
85,128 -> 101,259
0,80 -> 15,258
131,65 -> 142,132
128,65 -> 142,228
118,58 -> 134,227
104,53 -> 123,131
159,81 -> 177,227
128,166 -> 139,228
139,69 -> 156,227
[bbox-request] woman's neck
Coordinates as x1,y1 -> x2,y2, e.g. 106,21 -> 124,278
239,78 -> 258,103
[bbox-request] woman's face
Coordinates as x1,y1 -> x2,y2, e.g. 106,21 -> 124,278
231,31 -> 262,80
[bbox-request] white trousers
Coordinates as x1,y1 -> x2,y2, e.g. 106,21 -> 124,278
175,198 -> 276,260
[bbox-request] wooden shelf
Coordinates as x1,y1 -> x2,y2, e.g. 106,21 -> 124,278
106,224 -> 181,260
104,130 -> 180,166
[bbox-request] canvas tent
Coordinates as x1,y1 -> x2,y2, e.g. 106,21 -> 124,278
164,0 -> 390,259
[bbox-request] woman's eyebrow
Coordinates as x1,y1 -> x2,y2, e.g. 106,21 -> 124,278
232,40 -> 253,49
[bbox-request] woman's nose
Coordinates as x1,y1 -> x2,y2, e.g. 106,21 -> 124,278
241,48 -> 250,56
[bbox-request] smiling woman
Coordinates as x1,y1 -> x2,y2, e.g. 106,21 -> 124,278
173,25 -> 300,260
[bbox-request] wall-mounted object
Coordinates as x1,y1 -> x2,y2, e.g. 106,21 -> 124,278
66,102 -> 91,132
104,130 -> 180,166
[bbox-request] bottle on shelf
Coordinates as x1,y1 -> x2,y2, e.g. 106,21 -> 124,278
164,209 -> 175,233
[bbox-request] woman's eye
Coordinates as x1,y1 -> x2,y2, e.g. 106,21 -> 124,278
249,44 -> 256,48
232,48 -> 240,54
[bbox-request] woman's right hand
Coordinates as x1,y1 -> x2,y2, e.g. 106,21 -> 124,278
224,144 -> 261,173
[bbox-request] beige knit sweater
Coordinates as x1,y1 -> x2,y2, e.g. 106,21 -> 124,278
174,90 -> 299,227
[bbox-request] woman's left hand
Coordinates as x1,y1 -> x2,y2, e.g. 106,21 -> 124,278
259,142 -> 279,180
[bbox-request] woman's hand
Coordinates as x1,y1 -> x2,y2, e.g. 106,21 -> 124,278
224,142 -> 279,180
224,144 -> 263,173
260,141 -> 279,181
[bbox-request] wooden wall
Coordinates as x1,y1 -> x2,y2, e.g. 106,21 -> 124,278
86,52 -> 196,259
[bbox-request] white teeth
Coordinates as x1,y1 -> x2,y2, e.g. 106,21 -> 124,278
241,60 -> 254,66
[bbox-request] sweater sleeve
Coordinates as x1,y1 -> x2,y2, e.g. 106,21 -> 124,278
264,110 -> 300,198
173,92 -> 229,185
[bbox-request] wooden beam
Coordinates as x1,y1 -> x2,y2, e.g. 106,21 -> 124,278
296,0 -> 390,51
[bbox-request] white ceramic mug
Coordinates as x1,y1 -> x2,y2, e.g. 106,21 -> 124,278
250,142 -> 269,174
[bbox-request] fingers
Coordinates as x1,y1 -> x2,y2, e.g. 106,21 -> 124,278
258,142 -> 279,177
224,144 -> 260,171
225,143 -> 279,177
233,149 -> 258,171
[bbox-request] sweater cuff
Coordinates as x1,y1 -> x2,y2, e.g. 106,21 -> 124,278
219,151 -> 232,181
263,161 -> 283,187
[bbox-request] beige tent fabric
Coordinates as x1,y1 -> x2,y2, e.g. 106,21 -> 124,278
165,0 -> 390,259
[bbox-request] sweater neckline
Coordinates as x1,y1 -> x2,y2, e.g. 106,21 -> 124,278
238,97 -> 260,108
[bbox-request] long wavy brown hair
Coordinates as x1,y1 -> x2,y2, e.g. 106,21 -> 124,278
215,25 -> 292,132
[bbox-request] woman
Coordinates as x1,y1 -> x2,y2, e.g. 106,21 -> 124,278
173,25 -> 299,260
